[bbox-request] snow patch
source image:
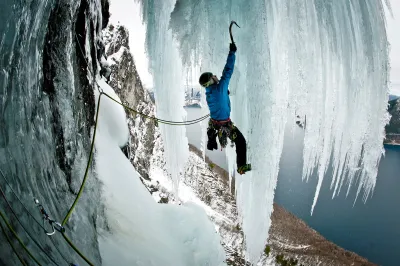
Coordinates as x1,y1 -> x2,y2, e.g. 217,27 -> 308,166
95,79 -> 226,266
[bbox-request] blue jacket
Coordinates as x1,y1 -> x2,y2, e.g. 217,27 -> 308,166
205,51 -> 236,121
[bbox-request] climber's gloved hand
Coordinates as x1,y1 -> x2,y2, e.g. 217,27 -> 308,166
230,43 -> 237,52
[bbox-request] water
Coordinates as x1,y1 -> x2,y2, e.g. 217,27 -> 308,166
185,106 -> 399,266
276,128 -> 400,266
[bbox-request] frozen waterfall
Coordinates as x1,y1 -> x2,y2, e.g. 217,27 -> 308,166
137,0 -> 189,193
137,0 -> 390,264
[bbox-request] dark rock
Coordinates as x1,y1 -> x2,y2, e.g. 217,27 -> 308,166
0,0 -> 109,264
101,0 -> 110,29
103,24 -> 155,180
384,98 -> 400,144
159,197 -> 169,204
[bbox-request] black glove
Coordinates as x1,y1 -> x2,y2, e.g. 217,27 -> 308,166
230,43 -> 237,52
207,128 -> 218,151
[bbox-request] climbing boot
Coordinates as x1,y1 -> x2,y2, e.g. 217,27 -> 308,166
237,164 -> 251,175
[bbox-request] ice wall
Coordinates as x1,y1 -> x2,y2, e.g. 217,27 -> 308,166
137,0 -> 189,192
138,0 -> 390,264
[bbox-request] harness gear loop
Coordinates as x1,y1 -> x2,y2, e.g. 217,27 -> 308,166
209,118 -> 237,149
34,198 -> 65,236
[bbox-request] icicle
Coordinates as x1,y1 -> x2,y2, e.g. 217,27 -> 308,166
137,0 -> 189,193
138,0 -> 390,263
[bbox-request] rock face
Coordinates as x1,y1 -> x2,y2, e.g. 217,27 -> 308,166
385,98 -> 400,144
269,204 -> 375,266
102,24 -> 155,180
0,0 -> 110,265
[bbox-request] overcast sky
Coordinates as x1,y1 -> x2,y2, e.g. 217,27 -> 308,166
385,1 -> 400,95
109,0 -> 153,89
109,0 -> 400,95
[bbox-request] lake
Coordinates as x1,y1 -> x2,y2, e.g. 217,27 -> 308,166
185,106 -> 399,266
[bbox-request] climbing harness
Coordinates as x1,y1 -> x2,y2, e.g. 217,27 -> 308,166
229,21 -> 240,44
208,119 -> 237,149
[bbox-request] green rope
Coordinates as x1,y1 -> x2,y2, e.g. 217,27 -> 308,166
0,184 -> 60,265
101,92 -> 210,125
62,93 -> 102,226
57,91 -> 209,265
0,34 -> 210,266
0,28 -> 208,266
62,90 -> 209,228
74,32 -> 209,126
55,33 -> 209,266
62,233 -> 94,266
0,167 -> 71,265
0,210 -> 42,265
0,168 -> 45,231
0,218 -> 27,266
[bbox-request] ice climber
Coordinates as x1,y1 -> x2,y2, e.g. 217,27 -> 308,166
199,43 -> 251,175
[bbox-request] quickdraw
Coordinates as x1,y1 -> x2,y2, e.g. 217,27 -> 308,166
34,198 -> 65,236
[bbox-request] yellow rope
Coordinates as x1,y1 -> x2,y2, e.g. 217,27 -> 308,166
62,93 -> 102,226
62,233 -> 94,266
0,210 -> 42,265
0,218 -> 27,266
101,92 -> 209,125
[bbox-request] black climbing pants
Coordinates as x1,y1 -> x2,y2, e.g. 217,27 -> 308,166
207,119 -> 247,168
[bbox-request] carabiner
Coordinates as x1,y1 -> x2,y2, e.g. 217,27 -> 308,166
34,198 -> 64,235
43,219 -> 56,236
51,220 -> 65,233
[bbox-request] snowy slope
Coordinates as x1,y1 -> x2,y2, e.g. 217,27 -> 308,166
96,24 -> 227,266
102,24 -> 156,179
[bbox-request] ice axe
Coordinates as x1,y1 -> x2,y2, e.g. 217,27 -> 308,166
229,21 -> 240,44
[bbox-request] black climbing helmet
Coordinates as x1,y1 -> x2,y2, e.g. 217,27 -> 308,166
199,72 -> 213,87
